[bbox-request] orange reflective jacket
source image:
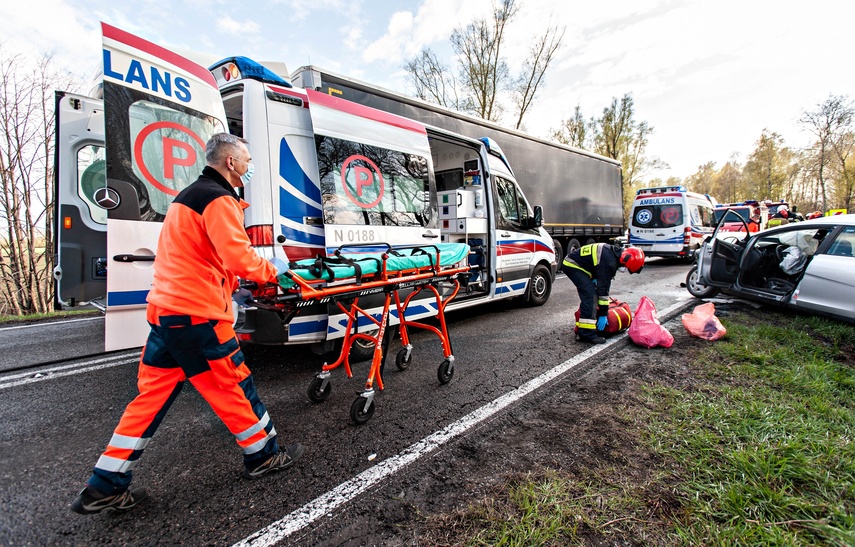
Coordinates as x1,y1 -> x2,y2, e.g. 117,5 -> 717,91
146,166 -> 277,321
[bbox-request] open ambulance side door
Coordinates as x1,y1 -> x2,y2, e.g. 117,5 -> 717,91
100,23 -> 227,350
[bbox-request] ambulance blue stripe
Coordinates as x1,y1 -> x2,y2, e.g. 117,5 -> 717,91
107,290 -> 149,306
495,281 -> 527,295
280,223 -> 325,246
631,236 -> 683,245
278,138 -> 323,217
288,318 -> 328,336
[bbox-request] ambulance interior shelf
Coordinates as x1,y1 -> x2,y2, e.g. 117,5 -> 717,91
243,241 -> 474,425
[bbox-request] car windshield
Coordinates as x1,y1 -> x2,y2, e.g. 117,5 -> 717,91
714,207 -> 752,223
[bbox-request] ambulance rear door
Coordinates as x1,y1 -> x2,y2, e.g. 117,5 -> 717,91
100,23 -> 227,350
54,92 -> 107,310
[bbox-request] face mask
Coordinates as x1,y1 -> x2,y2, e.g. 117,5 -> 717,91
618,266 -> 628,274
240,162 -> 255,185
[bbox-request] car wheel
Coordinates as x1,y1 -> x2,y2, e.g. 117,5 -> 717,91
686,265 -> 720,298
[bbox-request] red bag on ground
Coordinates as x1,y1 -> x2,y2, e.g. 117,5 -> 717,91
681,302 -> 726,341
628,296 -> 674,348
574,298 -> 633,336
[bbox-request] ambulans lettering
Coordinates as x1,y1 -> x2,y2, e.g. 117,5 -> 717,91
638,197 -> 676,205
103,49 -> 192,103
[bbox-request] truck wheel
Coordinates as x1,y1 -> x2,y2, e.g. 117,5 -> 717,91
524,264 -> 552,307
552,239 -> 564,267
566,238 -> 581,256
584,238 -> 597,246
686,265 -> 719,298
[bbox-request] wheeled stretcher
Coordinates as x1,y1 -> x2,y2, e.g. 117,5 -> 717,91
258,242 -> 472,424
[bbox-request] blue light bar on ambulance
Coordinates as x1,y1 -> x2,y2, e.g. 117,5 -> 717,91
636,185 -> 686,195
209,56 -> 292,88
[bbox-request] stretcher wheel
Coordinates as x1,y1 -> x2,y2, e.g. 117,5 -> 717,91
395,348 -> 412,371
437,360 -> 454,384
307,378 -> 332,402
350,397 -> 375,425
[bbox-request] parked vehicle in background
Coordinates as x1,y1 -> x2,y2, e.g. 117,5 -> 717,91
628,186 -> 717,259
688,213 -> 855,324
290,66 -> 625,266
713,201 -> 768,234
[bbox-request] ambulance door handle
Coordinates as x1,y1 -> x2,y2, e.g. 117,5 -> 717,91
113,254 -> 155,263
500,232 -> 511,237
422,232 -> 439,239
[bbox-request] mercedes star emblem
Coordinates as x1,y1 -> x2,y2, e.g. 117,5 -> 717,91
94,187 -> 121,210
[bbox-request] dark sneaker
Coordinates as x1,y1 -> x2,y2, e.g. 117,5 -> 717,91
577,334 -> 606,344
71,486 -> 147,515
244,443 -> 305,479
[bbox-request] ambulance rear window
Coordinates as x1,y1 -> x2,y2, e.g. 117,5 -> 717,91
632,204 -> 683,228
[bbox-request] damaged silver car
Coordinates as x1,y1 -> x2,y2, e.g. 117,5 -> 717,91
686,213 -> 855,324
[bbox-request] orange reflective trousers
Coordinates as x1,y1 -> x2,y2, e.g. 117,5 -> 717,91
88,305 -> 278,495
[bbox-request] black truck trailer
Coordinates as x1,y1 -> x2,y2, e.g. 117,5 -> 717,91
291,66 -> 625,264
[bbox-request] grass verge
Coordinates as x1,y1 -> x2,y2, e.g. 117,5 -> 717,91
0,309 -> 101,325
424,310 -> 855,546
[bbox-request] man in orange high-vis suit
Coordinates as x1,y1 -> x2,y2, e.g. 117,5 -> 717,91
72,133 -> 304,515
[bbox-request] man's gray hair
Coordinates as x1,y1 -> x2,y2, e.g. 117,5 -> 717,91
206,133 -> 249,165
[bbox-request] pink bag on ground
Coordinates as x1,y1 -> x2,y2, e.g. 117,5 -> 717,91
628,296 -> 674,348
681,302 -> 727,341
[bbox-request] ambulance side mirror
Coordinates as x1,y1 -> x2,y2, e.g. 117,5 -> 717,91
531,205 -> 543,228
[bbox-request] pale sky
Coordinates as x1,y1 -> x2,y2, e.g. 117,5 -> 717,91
4,0 -> 853,181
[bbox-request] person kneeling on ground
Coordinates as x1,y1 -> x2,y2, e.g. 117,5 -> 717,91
71,133 -> 304,515
562,243 -> 645,344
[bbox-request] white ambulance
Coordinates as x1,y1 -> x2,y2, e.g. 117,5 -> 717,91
54,23 -> 556,354
628,186 -> 717,259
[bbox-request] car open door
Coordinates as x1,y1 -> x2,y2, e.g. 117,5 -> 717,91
699,209 -> 750,287
100,23 -> 227,350
54,92 -> 107,310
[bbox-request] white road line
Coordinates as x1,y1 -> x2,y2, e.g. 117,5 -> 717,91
0,352 -> 138,389
234,300 -> 690,547
0,316 -> 104,331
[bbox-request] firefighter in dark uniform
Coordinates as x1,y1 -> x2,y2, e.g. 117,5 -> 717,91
562,243 -> 645,344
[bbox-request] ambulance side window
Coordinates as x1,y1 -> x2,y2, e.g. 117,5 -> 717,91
124,100 -> 223,220
316,135 -> 434,227
496,176 -> 532,230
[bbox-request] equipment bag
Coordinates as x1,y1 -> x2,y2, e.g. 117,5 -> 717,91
574,298 -> 633,335
628,296 -> 674,348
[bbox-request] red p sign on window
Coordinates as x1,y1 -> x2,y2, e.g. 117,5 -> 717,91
162,137 -> 197,179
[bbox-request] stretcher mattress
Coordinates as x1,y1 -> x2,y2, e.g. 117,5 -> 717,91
278,242 -> 470,289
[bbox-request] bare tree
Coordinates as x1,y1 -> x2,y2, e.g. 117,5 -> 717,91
450,0 -> 518,122
590,94 -> 667,216
800,95 -> 853,212
0,45 -> 78,315
511,22 -> 564,130
403,48 -> 465,110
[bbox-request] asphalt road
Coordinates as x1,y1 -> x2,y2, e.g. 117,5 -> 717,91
0,258 -> 693,545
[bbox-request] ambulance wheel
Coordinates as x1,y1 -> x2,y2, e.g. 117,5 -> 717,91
686,265 -> 719,298
350,397 -> 375,425
566,238 -> 581,256
395,348 -> 412,371
437,359 -> 454,384
349,331 -> 378,363
524,265 -> 552,307
307,378 -> 331,402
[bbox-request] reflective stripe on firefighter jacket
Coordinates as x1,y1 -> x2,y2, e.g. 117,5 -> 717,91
562,243 -> 621,316
146,166 -> 277,322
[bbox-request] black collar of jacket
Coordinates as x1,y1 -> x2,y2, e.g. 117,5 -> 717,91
201,166 -> 239,200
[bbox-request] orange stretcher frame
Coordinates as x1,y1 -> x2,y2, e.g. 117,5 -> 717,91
268,244 -> 472,425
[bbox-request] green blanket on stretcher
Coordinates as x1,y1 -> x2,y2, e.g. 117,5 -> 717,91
278,242 -> 471,290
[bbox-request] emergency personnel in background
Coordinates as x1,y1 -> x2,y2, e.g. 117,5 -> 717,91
71,133 -> 304,515
562,243 -> 645,344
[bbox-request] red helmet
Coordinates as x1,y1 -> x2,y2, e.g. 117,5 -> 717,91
620,247 -> 645,274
